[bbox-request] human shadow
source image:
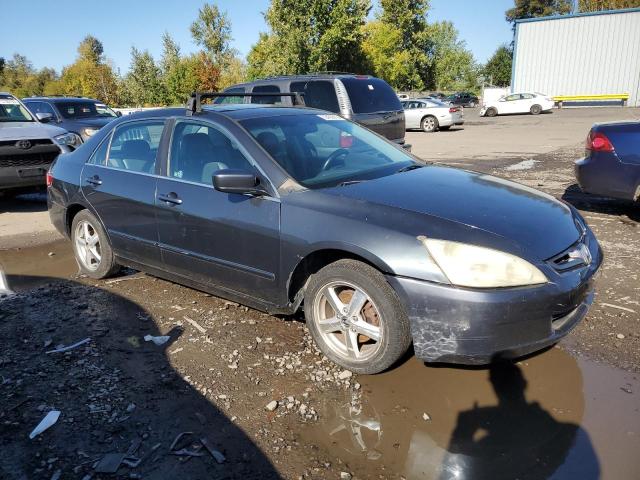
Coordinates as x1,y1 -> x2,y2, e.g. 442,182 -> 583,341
562,183 -> 639,222
440,361 -> 600,480
0,274 -> 280,479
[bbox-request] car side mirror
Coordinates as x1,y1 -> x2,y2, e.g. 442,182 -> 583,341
36,112 -> 54,123
213,169 -> 268,196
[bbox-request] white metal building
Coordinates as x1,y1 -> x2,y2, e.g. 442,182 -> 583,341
511,8 -> 640,107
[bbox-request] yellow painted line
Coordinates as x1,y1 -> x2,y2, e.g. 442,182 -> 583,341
553,94 -> 629,101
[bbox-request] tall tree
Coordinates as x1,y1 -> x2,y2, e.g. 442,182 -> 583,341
578,0 -> 640,10
190,3 -> 233,65
77,35 -> 105,64
247,0 -> 371,78
122,47 -> 165,106
506,0 -> 572,24
483,44 -> 513,87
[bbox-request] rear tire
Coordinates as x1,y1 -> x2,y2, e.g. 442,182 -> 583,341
530,104 -> 542,115
486,107 -> 498,117
71,210 -> 120,279
468,101 -> 476,108
304,259 -> 411,374
421,115 -> 438,133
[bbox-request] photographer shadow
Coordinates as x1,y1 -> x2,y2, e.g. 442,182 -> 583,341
441,361 -> 600,480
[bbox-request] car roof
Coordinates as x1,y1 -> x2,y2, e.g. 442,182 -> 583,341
117,104 -> 322,122
227,73 -> 377,88
23,96 -> 101,102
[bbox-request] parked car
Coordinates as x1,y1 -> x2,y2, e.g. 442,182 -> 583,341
23,96 -> 120,143
401,98 -> 464,132
48,93 -> 601,374
0,92 -> 77,195
428,92 -> 448,101
575,121 -> 640,203
216,73 -> 406,146
480,92 -> 555,117
446,92 -> 479,108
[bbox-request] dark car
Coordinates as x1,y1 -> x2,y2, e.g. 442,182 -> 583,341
23,96 -> 120,143
575,121 -> 640,203
446,92 -> 479,108
47,93 -> 602,374
216,73 -> 406,146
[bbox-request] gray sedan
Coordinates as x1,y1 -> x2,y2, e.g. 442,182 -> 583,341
402,98 -> 464,132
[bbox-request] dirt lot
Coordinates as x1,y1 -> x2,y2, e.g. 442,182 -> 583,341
1,107 -> 639,480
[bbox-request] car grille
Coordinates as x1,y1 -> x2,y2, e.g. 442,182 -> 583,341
0,151 -> 59,168
0,138 -> 54,147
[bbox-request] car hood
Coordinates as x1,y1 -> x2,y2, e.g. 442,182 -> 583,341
324,165 -> 580,260
0,121 -> 67,140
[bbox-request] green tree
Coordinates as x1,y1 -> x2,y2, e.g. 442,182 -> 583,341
483,44 -> 513,87
506,0 -> 572,24
247,0 -> 371,79
0,54 -> 60,97
190,3 -> 233,65
122,47 -> 165,106
578,0 -> 640,10
77,35 -> 105,64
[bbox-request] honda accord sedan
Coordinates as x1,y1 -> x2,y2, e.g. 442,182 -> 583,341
48,95 -> 602,374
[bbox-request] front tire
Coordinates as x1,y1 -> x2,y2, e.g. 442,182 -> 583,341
485,107 -> 498,117
304,259 -> 411,374
421,115 -> 438,133
530,104 -> 542,115
71,209 -> 120,279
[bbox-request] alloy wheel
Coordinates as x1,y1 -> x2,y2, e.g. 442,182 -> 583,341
74,220 -> 101,271
313,281 -> 383,362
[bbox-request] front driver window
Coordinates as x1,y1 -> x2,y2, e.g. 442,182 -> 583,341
169,121 -> 254,185
107,121 -> 164,173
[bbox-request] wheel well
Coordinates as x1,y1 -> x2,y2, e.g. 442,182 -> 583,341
287,249 -> 382,304
65,204 -> 86,235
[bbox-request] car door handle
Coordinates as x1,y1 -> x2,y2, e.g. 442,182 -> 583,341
158,192 -> 183,205
85,175 -> 102,186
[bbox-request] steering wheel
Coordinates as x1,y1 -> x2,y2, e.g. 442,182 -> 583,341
321,148 -> 350,171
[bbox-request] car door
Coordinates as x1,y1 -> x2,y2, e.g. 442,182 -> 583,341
81,119 -> 166,266
154,118 -> 281,301
500,94 -> 521,114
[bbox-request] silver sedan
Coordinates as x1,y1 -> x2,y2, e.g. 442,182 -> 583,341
401,98 -> 464,133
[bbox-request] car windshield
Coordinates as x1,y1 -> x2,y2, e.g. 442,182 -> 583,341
240,113 -> 415,189
0,95 -> 34,122
340,77 -> 402,114
54,100 -> 117,119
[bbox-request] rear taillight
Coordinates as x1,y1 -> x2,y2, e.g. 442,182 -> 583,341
586,130 -> 614,152
46,171 -> 53,187
449,107 -> 458,113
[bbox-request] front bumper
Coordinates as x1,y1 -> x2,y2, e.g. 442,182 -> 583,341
0,163 -> 50,190
387,233 -> 602,365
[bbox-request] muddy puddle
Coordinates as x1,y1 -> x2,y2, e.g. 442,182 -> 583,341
0,240 -> 78,292
305,348 -> 639,479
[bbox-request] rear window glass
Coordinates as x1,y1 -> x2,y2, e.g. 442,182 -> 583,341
290,81 -> 340,113
251,85 -> 282,105
215,87 -> 246,104
54,101 -> 114,119
341,77 -> 402,114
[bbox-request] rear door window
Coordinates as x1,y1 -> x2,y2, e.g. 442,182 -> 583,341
339,77 -> 402,114
251,85 -> 281,105
290,81 -> 340,113
107,121 -> 164,173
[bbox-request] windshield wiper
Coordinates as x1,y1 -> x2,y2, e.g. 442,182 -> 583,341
396,164 -> 424,173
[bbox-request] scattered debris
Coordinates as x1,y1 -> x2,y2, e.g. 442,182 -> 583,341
169,432 -> 193,451
45,337 -> 91,354
338,370 -> 353,380
601,303 -> 636,314
50,469 -> 61,480
616,333 -> 626,339
266,400 -> 279,412
340,472 -> 352,480
104,275 -> 144,285
422,412 -> 431,421
144,334 -> 170,346
184,316 -> 207,334
201,437 -> 226,464
29,410 -> 60,439
94,453 -> 125,474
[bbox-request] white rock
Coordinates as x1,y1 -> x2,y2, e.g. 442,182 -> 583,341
338,370 -> 353,380
265,400 -> 278,412
422,412 -> 431,421
340,472 -> 352,480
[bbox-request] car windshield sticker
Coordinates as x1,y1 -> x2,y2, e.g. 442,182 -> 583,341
0,99 -> 20,105
317,114 -> 342,121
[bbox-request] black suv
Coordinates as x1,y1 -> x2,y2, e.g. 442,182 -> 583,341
218,73 -> 406,145
446,92 -> 479,108
23,96 -> 120,143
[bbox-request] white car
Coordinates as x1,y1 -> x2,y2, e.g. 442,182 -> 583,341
401,98 -> 464,133
480,92 -> 555,117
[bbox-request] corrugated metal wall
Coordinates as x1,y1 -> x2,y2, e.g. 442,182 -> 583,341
512,10 -> 640,107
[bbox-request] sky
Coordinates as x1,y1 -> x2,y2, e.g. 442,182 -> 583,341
0,0 -> 515,74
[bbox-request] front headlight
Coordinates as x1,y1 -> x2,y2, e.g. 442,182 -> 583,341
420,238 -> 547,288
54,132 -> 82,147
82,127 -> 99,137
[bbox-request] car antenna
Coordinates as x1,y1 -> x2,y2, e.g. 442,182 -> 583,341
187,91 -> 306,116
